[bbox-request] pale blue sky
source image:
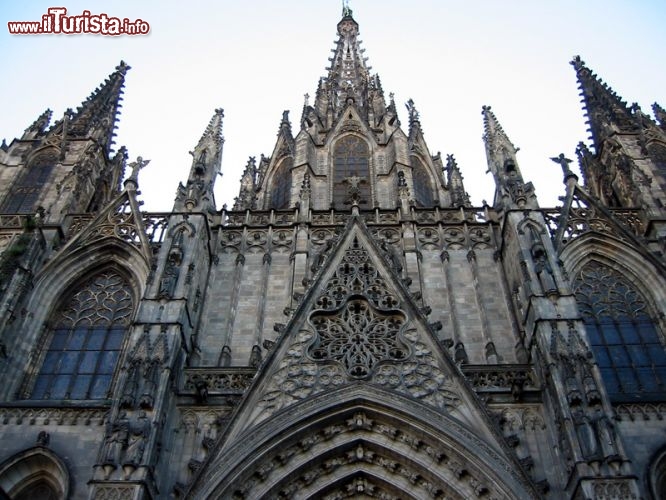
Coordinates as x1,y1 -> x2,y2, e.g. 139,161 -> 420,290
1,1 -> 665,209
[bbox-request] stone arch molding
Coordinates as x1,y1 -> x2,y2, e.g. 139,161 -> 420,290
560,233 -> 666,320
187,385 -> 537,499
0,446 -> 70,499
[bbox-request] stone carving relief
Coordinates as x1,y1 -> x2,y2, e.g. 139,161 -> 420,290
256,236 -> 461,421
222,410 -> 511,500
219,230 -> 242,253
120,329 -> 169,410
271,229 -> 293,252
101,411 -> 151,470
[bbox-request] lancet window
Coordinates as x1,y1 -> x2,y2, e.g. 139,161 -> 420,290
573,261 -> 666,402
412,160 -> 434,207
1,154 -> 56,214
332,135 -> 370,208
30,270 -> 134,400
271,159 -> 292,209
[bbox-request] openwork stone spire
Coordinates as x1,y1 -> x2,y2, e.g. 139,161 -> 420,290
482,105 -> 536,209
571,56 -> 636,149
66,61 -> 130,153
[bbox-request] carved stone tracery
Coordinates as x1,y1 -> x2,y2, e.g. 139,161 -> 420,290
256,235 -> 461,420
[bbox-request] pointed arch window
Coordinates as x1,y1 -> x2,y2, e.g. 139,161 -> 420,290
271,159 -> 292,209
1,154 -> 56,214
30,270 -> 133,400
332,135 -> 370,208
573,261 -> 666,402
412,160 -> 434,207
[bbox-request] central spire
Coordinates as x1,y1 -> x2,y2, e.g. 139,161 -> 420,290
304,7 -> 387,129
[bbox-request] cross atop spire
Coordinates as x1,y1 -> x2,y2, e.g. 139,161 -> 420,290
342,0 -> 353,18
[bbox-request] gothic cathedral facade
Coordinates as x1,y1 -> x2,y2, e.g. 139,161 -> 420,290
0,9 -> 665,500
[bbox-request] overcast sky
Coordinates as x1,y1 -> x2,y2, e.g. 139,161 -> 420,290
1,1 -> 665,211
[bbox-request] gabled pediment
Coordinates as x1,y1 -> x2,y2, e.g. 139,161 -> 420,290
326,103 -> 378,146
553,183 -> 650,253
197,218 -> 529,496
45,184 -> 152,267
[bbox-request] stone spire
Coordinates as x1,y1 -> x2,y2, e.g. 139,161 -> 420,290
570,56 -> 636,150
482,105 -> 536,209
174,108 -> 224,212
65,61 -> 130,154
446,154 -> 470,208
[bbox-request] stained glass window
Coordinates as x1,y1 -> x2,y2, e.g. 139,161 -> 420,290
1,155 -> 55,214
412,161 -> 434,207
333,136 -> 370,208
31,270 -> 133,400
271,159 -> 292,209
574,261 -> 666,402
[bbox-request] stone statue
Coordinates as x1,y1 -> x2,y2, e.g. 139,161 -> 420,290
532,244 -> 557,295
127,156 -> 150,184
159,248 -> 183,299
572,409 -> 597,460
103,412 -> 130,466
123,411 -> 151,466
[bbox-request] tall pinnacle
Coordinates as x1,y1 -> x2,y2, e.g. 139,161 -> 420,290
482,106 -> 536,209
66,61 -> 130,153
175,108 -> 224,212
571,56 -> 635,149
324,9 -> 372,118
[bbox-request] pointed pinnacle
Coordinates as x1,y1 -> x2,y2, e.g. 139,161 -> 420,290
570,55 -> 634,146
24,108 -> 53,136
482,105 -> 517,151
198,108 -> 225,147
68,61 -> 130,150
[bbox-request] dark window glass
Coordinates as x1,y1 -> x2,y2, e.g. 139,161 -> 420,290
30,271 -> 132,400
574,261 -> 666,402
271,159 -> 292,209
412,161 -> 434,207
1,155 -> 55,214
333,136 -> 370,208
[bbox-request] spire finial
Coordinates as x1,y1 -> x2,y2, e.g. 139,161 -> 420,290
342,0 -> 353,17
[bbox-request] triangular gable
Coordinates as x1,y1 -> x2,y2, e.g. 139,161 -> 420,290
326,103 -> 378,146
553,183 -> 665,272
53,185 -> 151,263
218,217 -> 515,455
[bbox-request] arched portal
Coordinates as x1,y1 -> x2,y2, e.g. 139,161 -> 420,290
188,385 -> 535,499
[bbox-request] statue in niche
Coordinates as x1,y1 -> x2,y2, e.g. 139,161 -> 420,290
581,362 -> 601,404
120,359 -> 141,408
123,411 -> 151,466
592,407 -> 620,461
159,247 -> 183,299
562,359 -> 582,405
572,409 -> 598,461
531,244 -> 557,295
103,412 -> 130,466
139,359 -> 159,409
249,345 -> 262,368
